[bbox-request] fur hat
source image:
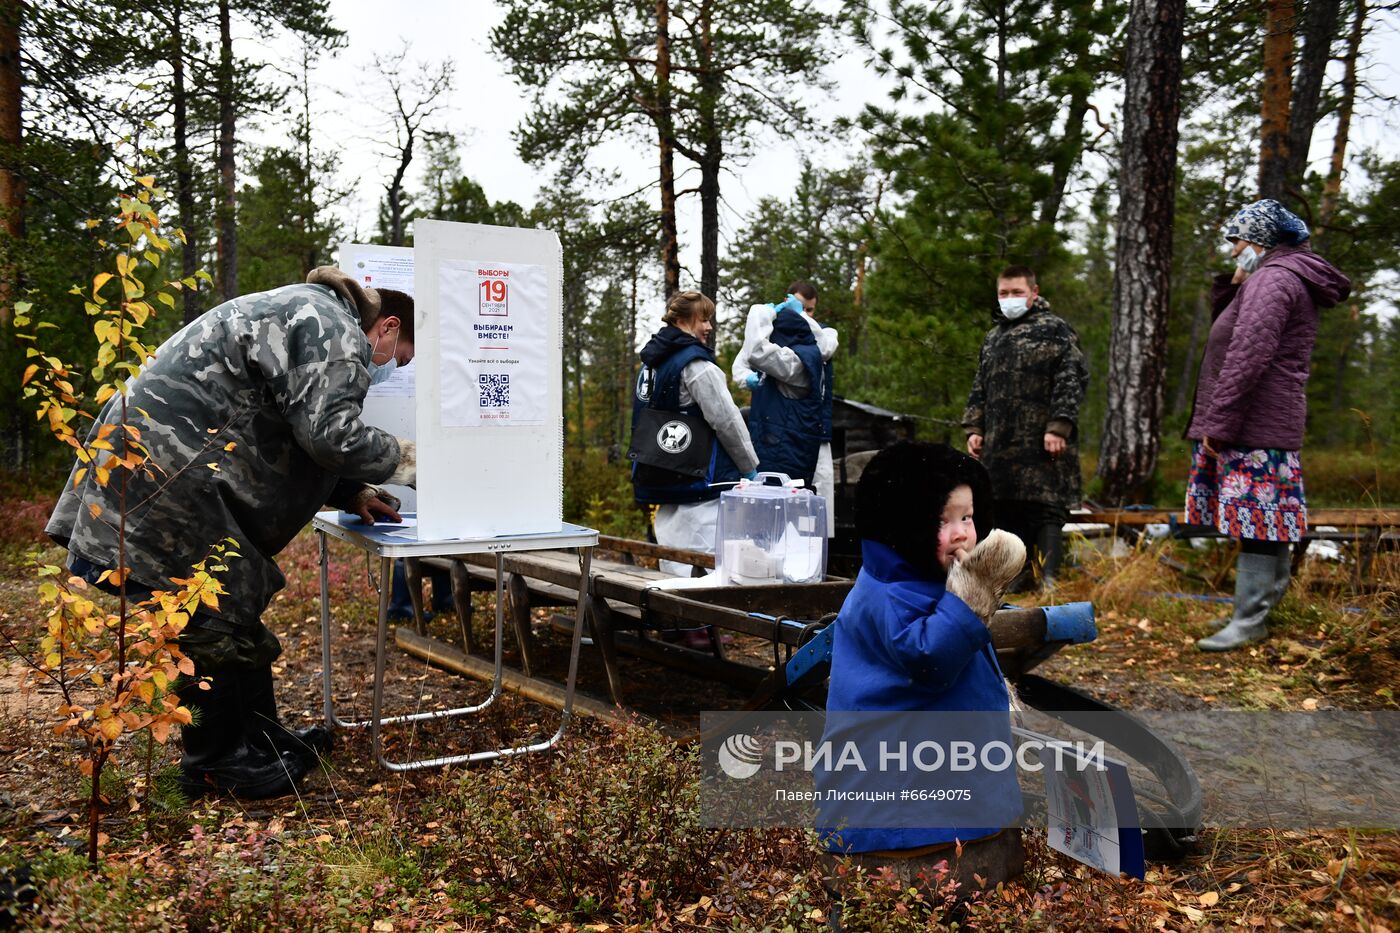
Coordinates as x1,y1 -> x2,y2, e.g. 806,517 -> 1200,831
855,441 -> 995,579
306,266 -> 382,329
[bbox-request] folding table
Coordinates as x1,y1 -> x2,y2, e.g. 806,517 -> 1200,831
313,511 -> 598,771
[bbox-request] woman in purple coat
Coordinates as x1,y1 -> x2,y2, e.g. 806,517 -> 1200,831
1186,199 -> 1351,651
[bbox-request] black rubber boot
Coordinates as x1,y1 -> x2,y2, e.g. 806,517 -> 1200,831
176,675 -> 310,799
243,665 -> 334,763
1035,521 -> 1066,590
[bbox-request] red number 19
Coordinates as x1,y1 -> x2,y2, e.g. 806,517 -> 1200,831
481,280 -> 507,302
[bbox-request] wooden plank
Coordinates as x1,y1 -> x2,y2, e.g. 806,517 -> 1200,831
597,535 -> 715,569
1083,508 -> 1400,528
393,627 -> 678,736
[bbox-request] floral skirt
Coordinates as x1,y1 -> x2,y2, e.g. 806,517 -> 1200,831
1185,442 -> 1307,542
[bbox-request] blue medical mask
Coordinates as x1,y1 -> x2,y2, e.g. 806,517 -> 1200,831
1236,245 -> 1263,274
368,358 -> 397,385
998,297 -> 1031,320
367,325 -> 400,385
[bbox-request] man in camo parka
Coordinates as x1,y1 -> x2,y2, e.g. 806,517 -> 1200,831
961,264 -> 1089,590
46,267 -> 417,800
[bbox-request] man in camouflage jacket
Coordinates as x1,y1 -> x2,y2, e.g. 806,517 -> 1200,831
961,265 -> 1089,589
46,267 -> 416,799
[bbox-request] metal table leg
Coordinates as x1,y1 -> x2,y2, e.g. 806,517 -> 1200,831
320,535 -> 594,772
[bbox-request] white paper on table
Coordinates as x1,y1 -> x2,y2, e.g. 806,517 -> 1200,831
438,259 -> 549,428
779,522 -> 825,583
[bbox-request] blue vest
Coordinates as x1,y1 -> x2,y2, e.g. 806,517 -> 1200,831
630,342 -> 741,504
749,312 -> 833,486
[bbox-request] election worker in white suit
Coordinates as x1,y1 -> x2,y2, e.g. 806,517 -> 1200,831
733,280 -> 839,536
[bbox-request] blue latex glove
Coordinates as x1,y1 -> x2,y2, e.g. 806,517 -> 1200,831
743,470 -> 759,481
745,373 -> 761,390
774,294 -> 805,316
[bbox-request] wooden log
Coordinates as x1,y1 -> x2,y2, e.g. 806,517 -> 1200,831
393,626 -> 676,736
548,613 -> 771,691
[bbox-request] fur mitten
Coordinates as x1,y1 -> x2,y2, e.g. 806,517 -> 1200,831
946,529 -> 1026,620
387,438 -> 416,487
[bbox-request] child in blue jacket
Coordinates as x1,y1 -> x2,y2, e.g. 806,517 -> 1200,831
818,442 -> 1027,896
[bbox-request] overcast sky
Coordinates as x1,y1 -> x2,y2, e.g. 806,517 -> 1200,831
257,0 -> 1399,312
282,0 -> 879,273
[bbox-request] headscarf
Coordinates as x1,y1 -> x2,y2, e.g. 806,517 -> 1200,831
1223,199 -> 1310,249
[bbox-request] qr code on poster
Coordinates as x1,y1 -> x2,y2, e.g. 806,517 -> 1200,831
479,374 -> 510,408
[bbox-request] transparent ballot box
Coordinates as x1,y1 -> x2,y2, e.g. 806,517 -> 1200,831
714,473 -> 828,585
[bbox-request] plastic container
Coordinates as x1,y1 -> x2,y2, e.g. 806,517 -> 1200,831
714,472 -> 828,585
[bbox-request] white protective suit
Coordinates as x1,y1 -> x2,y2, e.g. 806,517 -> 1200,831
732,304 -> 840,536
655,358 -> 760,576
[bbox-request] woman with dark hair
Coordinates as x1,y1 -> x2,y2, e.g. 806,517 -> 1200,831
1187,199 -> 1350,651
630,291 -> 759,577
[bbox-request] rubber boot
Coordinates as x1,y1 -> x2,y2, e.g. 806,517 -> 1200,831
1205,543 -> 1291,632
176,675 -> 310,799
1197,549 -> 1285,651
1035,522 -> 1065,590
243,665 -> 334,765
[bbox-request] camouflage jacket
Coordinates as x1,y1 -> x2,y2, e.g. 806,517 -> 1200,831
46,283 -> 401,627
960,297 -> 1089,509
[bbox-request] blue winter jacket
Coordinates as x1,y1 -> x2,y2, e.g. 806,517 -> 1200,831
816,540 -> 1024,852
749,310 -> 832,486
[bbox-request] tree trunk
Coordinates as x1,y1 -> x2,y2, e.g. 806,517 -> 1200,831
386,138 -> 412,246
298,44 -> 317,274
171,0 -> 201,324
0,0 -> 23,470
0,0 -> 22,323
1257,0 -> 1296,200
1326,301 -> 1360,445
216,0 -> 238,301
1170,281 -> 1209,416
655,0 -> 680,297
1317,0 -> 1364,240
1097,0 -> 1186,505
1039,91 -> 1089,229
1283,0 -> 1341,194
696,3 -> 720,330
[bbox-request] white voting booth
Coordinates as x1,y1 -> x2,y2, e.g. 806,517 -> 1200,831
340,222 -> 563,536
319,223 -> 595,772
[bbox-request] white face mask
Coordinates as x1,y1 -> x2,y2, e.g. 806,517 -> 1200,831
1236,246 -> 1263,274
998,297 -> 1031,320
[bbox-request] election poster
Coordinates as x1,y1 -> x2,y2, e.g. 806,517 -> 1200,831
339,243 -> 417,400
438,258 -> 549,427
